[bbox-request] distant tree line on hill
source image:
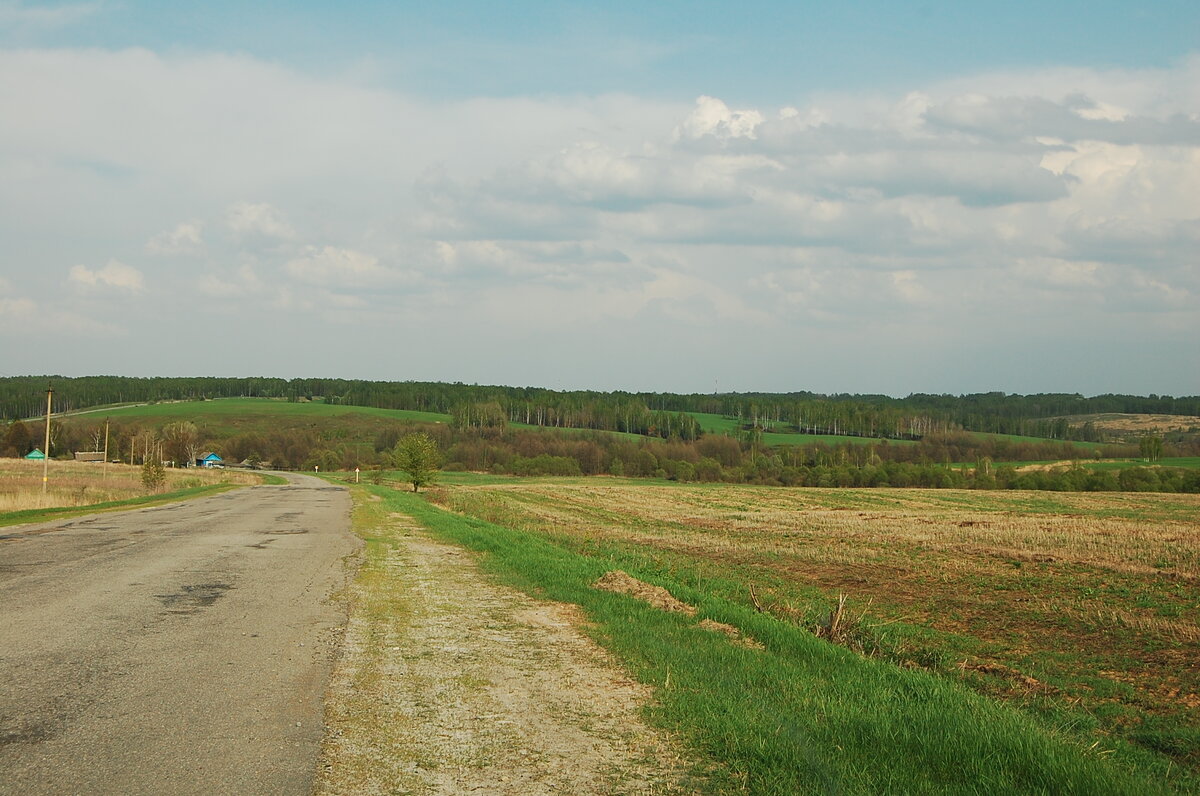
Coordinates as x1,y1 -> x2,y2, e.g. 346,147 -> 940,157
2,376 -> 1197,447
4,408 -> 1197,493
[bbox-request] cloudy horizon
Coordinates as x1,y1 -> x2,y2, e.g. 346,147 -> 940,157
2,1 -> 1197,398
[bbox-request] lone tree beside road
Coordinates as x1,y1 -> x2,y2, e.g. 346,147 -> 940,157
141,456 -> 166,492
393,432 -> 440,492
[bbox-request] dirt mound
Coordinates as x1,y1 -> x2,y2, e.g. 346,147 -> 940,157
697,618 -> 764,650
594,570 -> 697,616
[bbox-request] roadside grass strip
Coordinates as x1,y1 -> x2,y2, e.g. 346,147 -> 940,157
376,486 -> 1171,796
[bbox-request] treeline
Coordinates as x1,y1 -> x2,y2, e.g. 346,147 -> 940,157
6,411 -> 1198,495
2,376 -> 1197,445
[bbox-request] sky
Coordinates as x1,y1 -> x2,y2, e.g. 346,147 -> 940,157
1,1 -> 1197,397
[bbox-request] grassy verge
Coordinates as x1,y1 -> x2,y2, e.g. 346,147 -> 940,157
0,482 -> 243,528
370,484 -> 1182,794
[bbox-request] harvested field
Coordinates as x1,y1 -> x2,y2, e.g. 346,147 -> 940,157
1060,413 -> 1200,437
432,481 -> 1200,771
0,458 -> 257,514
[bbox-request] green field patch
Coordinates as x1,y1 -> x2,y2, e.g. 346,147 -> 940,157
100,397 -> 450,428
687,412 -> 916,447
968,431 -> 1107,450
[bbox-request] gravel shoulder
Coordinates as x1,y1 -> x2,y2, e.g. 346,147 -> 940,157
317,502 -> 694,795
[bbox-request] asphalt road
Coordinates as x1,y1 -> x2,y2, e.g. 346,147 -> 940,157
0,473 -> 358,795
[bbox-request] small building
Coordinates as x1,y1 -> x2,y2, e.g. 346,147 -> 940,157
74,451 -> 105,463
196,452 -> 224,468
25,448 -> 45,460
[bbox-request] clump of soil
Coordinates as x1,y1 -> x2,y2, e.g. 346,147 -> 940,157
593,570 -> 697,615
961,660 -> 1048,693
697,618 -> 764,650
594,571 -> 763,649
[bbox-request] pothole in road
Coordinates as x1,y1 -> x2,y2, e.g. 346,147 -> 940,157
0,723 -> 56,747
155,583 -> 233,614
261,528 -> 309,535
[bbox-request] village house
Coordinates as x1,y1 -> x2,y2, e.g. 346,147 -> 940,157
195,452 -> 224,468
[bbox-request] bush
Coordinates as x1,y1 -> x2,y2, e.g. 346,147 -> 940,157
141,458 -> 166,492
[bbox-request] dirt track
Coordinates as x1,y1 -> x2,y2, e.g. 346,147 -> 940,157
0,473 -> 358,795
316,509 -> 692,795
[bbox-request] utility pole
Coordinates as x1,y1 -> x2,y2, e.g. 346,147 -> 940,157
42,385 -> 53,494
103,418 -> 110,480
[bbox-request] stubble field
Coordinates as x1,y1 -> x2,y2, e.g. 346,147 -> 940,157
429,480 -> 1200,776
0,458 -> 260,518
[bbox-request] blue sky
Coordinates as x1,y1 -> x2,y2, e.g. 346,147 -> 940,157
10,2 -> 1199,100
1,1 -> 1197,396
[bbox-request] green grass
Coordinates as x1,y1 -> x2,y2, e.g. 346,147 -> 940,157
1086,457 -> 1200,471
364,485 -> 1182,794
687,412 -> 916,447
689,414 -> 1107,452
0,482 -> 243,528
967,431 -> 1107,450
100,397 -> 451,427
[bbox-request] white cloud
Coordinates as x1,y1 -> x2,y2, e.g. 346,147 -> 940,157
0,295 -> 37,326
1,46 -> 1196,392
284,245 -> 401,289
145,220 -> 204,255
0,1 -> 99,30
227,201 -> 295,240
675,95 -> 764,141
68,260 -> 144,292
196,264 -> 265,298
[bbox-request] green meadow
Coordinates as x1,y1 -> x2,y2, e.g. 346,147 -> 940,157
98,397 -> 451,429
688,411 -> 917,447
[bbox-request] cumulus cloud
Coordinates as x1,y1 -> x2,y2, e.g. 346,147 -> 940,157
0,276 -> 37,326
1,45 -> 1196,391
676,95 -> 764,141
196,264 -> 265,298
227,201 -> 295,240
145,220 -> 204,255
284,245 -> 398,288
68,260 -> 144,292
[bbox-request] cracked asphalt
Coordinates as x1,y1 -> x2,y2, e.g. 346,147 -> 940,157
0,473 -> 358,795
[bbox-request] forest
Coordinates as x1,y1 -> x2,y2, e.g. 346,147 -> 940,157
2,375 -> 1197,443
4,403 -> 1199,494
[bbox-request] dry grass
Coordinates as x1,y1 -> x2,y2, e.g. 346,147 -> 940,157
1065,413 -> 1200,435
435,481 -> 1200,757
453,483 -> 1200,579
0,458 -> 258,513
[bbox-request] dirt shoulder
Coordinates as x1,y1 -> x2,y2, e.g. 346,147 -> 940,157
316,505 -> 694,795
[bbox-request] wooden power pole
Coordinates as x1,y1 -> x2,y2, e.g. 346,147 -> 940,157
42,385 -> 53,494
103,418 -> 110,480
